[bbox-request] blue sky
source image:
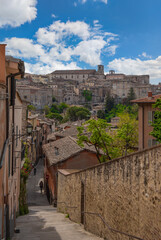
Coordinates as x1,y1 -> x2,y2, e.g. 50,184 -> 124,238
0,0 -> 161,84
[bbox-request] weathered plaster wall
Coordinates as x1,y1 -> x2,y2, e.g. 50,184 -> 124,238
57,145 -> 161,240
0,44 -> 6,239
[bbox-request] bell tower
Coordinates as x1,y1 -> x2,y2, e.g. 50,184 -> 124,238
97,65 -> 104,74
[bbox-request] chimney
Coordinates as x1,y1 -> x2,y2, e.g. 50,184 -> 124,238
148,92 -> 152,98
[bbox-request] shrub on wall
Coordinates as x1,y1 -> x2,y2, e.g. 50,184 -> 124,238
19,145 -> 32,216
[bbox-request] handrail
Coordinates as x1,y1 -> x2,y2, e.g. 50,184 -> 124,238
83,211 -> 144,240
57,202 -> 144,240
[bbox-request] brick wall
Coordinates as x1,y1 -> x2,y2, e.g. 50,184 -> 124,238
57,145 -> 161,240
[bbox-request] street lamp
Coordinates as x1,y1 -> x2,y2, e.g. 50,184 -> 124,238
27,124 -> 33,135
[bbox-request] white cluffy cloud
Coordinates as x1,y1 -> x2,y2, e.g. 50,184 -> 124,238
4,19 -> 118,74
0,0 -> 37,28
5,37 -> 45,58
139,52 -> 152,59
51,14 -> 57,18
75,0 -> 107,5
108,56 -> 161,81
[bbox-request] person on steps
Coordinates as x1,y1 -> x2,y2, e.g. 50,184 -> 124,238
39,181 -> 43,194
34,167 -> 36,175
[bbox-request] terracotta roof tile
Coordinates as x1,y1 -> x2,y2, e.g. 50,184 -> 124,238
43,136 -> 96,166
131,94 -> 161,103
52,69 -> 96,74
55,125 -> 79,138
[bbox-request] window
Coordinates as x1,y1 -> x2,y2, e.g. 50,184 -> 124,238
148,111 -> 155,125
24,95 -> 27,99
148,139 -> 158,148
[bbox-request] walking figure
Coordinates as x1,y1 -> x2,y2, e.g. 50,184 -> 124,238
39,181 -> 43,194
34,167 -> 36,176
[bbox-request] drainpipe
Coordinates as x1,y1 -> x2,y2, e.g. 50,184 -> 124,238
6,60 -> 25,175
6,76 -> 9,139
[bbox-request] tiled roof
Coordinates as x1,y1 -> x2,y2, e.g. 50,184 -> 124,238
131,94 -> 161,103
47,133 -> 56,141
55,125 -> 79,138
42,136 -> 96,166
52,69 -> 96,74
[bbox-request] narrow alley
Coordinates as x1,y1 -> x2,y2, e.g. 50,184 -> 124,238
12,159 -> 103,240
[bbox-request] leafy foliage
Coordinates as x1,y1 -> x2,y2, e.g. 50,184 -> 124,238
27,104 -> 36,111
45,102 -> 68,122
44,105 -> 50,115
105,104 -> 138,122
150,98 -> 161,142
52,96 -> 57,102
82,90 -> 92,102
67,106 -> 91,121
58,102 -> 68,113
125,87 -> 136,105
50,104 -> 59,113
77,112 -> 138,162
46,112 -> 63,121
77,119 -> 119,162
115,113 -> 138,155
105,92 -> 115,113
97,110 -> 106,119
84,103 -> 92,110
19,145 -> 32,216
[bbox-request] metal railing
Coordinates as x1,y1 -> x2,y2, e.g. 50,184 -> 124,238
83,211 -> 144,240
57,202 -> 144,240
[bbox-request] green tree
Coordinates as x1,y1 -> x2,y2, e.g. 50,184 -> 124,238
82,90 -> 92,102
105,104 -> 126,122
150,98 -> 161,142
76,110 -> 90,120
105,92 -> 115,113
44,105 -> 50,115
115,112 -> 138,156
125,87 -> 136,105
77,119 -> 119,163
52,96 -> 57,102
58,102 -> 68,113
46,112 -> 63,121
84,103 -> 92,110
67,106 -> 91,121
50,104 -> 59,113
27,104 -> 36,111
97,110 -> 106,119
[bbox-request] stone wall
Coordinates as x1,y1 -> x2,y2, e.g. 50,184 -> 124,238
57,145 -> 161,240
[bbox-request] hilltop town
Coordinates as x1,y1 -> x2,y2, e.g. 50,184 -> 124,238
1,45 -> 161,240
17,65 -> 161,109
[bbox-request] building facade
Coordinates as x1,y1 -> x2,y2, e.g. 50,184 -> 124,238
132,92 -> 161,150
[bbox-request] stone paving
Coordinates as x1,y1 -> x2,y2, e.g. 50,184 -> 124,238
12,158 -> 103,240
